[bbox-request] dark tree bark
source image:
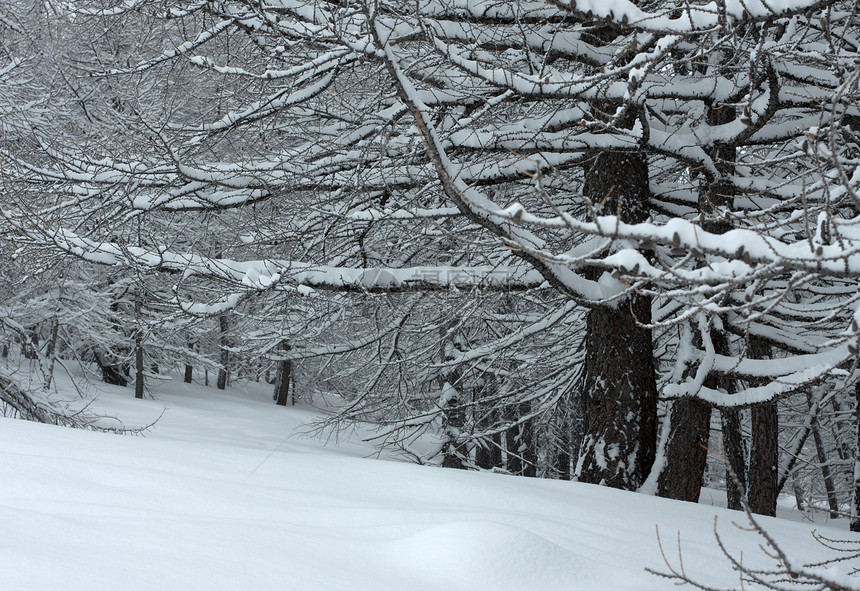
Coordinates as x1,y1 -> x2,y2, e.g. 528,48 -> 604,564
441,445 -> 467,469
851,381 -> 860,532
43,319 -> 61,390
503,400 -> 536,475
134,298 -> 144,400
46,319 -> 59,360
827,396 -> 853,465
274,341 -> 293,406
505,422 -> 523,475
722,408 -> 747,510
441,384 -> 468,470
98,284 -> 133,386
777,391 -> 824,495
747,337 -> 778,516
93,350 -> 129,386
439,322 -> 468,469
793,478 -> 806,511
703,334 -> 746,512
134,339 -> 144,399
657,399 -> 711,501
807,392 -> 840,517
748,403 -> 779,515
516,402 -> 537,477
554,407 -> 574,480
474,376 -> 503,470
474,431 -> 503,470
578,296 -> 657,488
693,100 -> 751,511
576,148 -> 657,490
217,315 -> 229,390
184,364 -> 193,384
23,329 -> 39,360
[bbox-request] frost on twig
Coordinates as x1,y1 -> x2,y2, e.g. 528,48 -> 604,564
647,497 -> 860,591
648,449 -> 860,590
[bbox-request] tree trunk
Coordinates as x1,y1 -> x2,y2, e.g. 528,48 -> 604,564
217,315 -> 229,390
657,399 -> 711,501
24,329 -> 39,360
474,431 -> 503,470
793,477 -> 806,512
746,337 -> 778,516
441,383 -> 468,470
851,381 -> 860,532
44,319 -> 60,390
134,338 -> 145,399
274,341 -> 293,406
134,298 -> 144,399
94,350 -> 129,386
439,322 -> 468,469
46,319 -> 58,359
519,402 -> 537,477
828,396 -> 853,463
503,400 -> 536,475
554,408 -> 574,480
474,376 -> 503,470
722,408 -> 747,510
184,364 -> 193,384
704,356 -> 745,511
808,391 -> 840,517
748,403 -> 779,516
575,147 -> 657,490
694,99 -> 752,510
505,426 -> 522,474
578,294 -> 657,489
777,390 -> 824,495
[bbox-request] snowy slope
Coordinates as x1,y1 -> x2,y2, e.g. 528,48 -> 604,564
0,375 -> 856,591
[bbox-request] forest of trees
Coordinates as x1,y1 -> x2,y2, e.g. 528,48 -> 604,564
3,0 -> 860,531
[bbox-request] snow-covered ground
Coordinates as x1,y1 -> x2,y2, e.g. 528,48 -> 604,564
0,370 -> 857,591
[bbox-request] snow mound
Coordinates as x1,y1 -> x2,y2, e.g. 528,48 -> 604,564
0,371 -> 855,590
391,520 -> 581,590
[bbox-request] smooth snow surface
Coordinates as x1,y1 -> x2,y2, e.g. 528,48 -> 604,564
0,374 -> 856,590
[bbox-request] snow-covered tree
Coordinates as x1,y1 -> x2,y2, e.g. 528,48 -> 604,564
5,0 -> 860,517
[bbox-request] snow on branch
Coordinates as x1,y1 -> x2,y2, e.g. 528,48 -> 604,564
36,227 -> 547,293
91,18 -> 235,77
665,343 -> 853,407
501,209 -> 860,280
549,0 -> 830,32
